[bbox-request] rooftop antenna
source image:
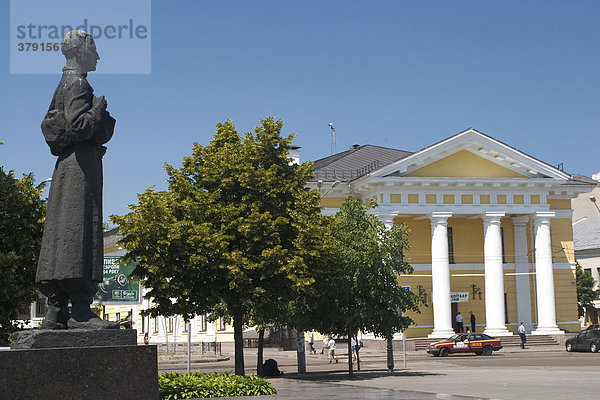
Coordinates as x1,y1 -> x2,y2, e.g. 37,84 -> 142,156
328,122 -> 336,155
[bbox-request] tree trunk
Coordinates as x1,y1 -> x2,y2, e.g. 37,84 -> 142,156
233,309 -> 245,376
347,333 -> 353,376
257,328 -> 265,377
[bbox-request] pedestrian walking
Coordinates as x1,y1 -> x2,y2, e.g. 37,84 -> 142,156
143,332 -> 150,345
517,322 -> 527,349
351,336 -> 357,361
328,337 -> 338,363
455,312 -> 464,333
470,311 -> 476,333
307,330 -> 316,354
322,335 -> 329,355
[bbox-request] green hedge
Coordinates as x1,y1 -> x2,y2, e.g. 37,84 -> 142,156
158,372 -> 277,399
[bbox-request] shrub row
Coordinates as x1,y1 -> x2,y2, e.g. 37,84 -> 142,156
159,372 -> 277,399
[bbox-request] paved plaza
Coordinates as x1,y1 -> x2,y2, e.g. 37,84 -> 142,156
161,345 -> 599,399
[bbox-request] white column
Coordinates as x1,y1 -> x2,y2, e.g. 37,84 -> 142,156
512,216 -> 533,333
482,212 -> 511,336
532,212 -> 563,334
428,212 -> 455,338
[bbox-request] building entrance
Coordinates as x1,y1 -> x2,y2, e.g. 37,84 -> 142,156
451,303 -> 459,333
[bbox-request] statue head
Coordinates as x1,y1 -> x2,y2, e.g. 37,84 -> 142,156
61,30 -> 99,72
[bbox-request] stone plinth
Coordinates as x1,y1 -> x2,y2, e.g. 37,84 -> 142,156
10,329 -> 137,349
0,345 -> 158,400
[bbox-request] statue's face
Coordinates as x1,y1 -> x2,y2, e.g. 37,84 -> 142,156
79,37 -> 100,72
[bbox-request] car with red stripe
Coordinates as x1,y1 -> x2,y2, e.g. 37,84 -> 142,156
427,333 -> 502,357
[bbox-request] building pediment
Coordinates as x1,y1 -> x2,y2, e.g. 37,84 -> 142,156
372,129 -> 571,181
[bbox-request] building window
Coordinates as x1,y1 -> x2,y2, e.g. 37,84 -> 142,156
217,317 -> 225,331
115,312 -> 120,322
199,315 -> 207,332
500,227 -> 506,264
141,315 -> 147,333
167,316 -> 174,333
447,227 -> 455,264
183,319 -> 188,333
153,317 -> 159,333
35,298 -> 46,317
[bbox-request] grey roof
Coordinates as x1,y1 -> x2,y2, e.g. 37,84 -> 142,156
311,145 -> 412,182
573,216 -> 600,251
568,175 -> 600,186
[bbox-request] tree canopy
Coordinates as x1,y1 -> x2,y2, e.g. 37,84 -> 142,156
0,164 -> 45,343
291,198 -> 423,374
575,262 -> 600,320
112,118 -> 325,375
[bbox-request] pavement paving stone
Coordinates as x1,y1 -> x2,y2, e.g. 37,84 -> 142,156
218,376 -> 488,400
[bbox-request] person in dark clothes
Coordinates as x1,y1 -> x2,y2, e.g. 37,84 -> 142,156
470,311 -> 476,332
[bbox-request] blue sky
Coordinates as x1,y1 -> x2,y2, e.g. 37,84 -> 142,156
1,0 -> 599,221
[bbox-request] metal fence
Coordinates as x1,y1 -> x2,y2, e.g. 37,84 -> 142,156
157,341 -> 221,355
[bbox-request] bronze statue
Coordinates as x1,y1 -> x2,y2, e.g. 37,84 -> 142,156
37,30 -> 117,329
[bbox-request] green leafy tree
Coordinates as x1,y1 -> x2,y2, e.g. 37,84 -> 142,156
575,262 -> 600,321
112,118 -> 323,375
292,198 -> 423,375
0,162 -> 46,342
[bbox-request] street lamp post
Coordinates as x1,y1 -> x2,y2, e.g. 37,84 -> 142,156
386,336 -> 394,372
328,122 -> 336,155
187,320 -> 192,373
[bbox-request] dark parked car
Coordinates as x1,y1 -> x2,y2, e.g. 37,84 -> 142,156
565,329 -> 600,353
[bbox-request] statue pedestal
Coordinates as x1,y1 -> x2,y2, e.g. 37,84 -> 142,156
11,328 -> 137,349
0,343 -> 158,400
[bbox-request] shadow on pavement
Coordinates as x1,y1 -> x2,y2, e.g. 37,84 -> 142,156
274,368 -> 442,382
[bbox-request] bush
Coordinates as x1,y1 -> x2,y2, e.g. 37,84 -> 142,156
158,372 -> 277,399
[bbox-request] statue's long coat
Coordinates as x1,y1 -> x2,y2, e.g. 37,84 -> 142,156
36,67 -> 115,283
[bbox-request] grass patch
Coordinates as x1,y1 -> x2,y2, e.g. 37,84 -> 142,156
159,372 -> 277,399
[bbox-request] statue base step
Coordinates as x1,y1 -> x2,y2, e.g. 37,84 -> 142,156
0,344 -> 158,400
10,328 -> 137,349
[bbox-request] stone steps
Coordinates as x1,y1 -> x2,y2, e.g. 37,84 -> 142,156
412,334 -> 560,351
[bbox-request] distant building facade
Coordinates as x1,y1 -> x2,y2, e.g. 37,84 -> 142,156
311,129 -> 594,338
102,230 -> 236,345
571,172 -> 600,326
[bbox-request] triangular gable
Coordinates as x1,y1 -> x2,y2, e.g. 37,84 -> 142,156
371,129 -> 571,180
405,149 -> 527,178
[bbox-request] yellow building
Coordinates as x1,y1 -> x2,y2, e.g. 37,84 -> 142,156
311,128 -> 594,338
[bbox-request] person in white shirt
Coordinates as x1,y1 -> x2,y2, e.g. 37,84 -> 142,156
517,322 -> 527,349
455,312 -> 464,333
322,335 -> 329,356
328,337 -> 338,363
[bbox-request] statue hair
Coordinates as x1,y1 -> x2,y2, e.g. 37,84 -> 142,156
61,30 -> 93,59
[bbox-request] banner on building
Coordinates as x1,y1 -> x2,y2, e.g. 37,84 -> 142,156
450,292 -> 469,303
94,257 -> 141,304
